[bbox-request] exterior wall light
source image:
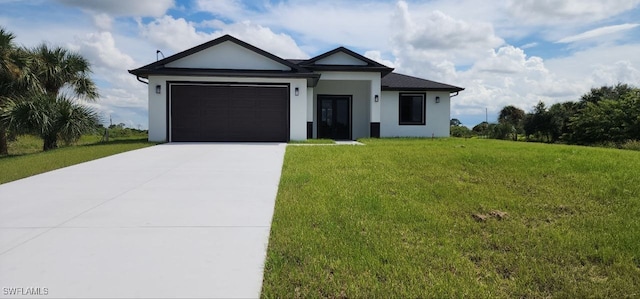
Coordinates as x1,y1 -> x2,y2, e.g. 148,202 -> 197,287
295,87 -> 299,96
374,94 -> 379,102
435,96 -> 440,103
155,85 -> 161,94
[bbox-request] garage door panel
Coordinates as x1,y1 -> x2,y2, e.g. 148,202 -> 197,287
170,84 -> 288,142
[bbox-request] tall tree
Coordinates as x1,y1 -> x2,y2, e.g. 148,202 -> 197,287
30,44 -> 98,100
526,101 -> 552,142
570,89 -> 640,145
580,83 -> 634,106
1,39 -> 100,151
472,121 -> 489,136
498,105 -> 525,141
26,44 -> 99,150
547,101 -> 578,142
0,27 -> 33,154
0,28 -> 14,155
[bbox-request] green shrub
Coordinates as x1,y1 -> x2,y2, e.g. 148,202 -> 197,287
620,140 -> 640,151
450,125 -> 473,137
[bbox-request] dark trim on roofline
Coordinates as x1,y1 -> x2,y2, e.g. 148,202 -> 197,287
382,86 -> 465,92
302,46 -> 388,68
129,35 -> 310,76
305,65 -> 393,76
298,46 -> 394,75
129,68 -> 321,87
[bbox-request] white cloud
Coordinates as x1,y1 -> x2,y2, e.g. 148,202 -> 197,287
92,13 -> 112,30
557,23 -> 640,43
58,0 -> 174,30
388,1 -> 503,80
507,0 -> 640,24
66,31 -> 148,127
393,3 -> 503,52
592,61 -> 640,85
139,15 -> 213,53
364,50 -> 395,68
546,43 -> 640,87
69,32 -> 135,70
392,1 -> 504,64
139,16 -> 308,58
195,0 -> 244,18
57,0 -> 174,17
451,45 -> 584,119
197,0 -> 394,52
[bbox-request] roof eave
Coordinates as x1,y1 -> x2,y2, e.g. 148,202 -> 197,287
307,65 -> 394,75
130,35 -> 306,75
128,68 -> 321,87
382,86 -> 465,92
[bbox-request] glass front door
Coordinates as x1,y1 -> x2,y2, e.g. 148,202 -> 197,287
317,95 -> 351,140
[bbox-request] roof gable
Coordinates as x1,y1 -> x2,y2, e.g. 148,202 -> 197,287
303,47 -> 388,67
297,47 -> 394,75
314,51 -> 368,66
129,35 -> 308,76
165,40 -> 291,70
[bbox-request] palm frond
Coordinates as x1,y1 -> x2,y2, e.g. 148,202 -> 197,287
55,95 -> 99,144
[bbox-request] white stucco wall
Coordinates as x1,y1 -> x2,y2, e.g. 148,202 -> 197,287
306,87 -> 314,122
380,91 -> 451,138
165,42 -> 291,71
146,75 -> 307,142
315,52 -> 368,65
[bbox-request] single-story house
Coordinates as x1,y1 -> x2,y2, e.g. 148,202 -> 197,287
129,35 -> 464,142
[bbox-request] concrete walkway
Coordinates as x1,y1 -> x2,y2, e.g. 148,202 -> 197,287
0,143 -> 286,299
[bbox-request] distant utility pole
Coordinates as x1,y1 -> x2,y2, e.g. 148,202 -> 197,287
485,108 -> 488,123
109,114 -> 113,127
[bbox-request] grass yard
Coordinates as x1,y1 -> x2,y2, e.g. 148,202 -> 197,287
262,138 -> 640,298
0,135 -> 155,184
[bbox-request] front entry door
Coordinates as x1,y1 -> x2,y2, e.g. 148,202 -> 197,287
317,95 -> 352,140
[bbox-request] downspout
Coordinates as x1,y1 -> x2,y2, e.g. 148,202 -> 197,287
450,91 -> 459,98
136,76 -> 149,85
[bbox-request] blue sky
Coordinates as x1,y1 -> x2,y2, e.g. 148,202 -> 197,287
1,0 -> 639,128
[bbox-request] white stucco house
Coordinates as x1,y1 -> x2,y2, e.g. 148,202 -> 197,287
129,35 -> 464,142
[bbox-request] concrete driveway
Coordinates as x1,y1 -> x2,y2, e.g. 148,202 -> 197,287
0,143 -> 286,299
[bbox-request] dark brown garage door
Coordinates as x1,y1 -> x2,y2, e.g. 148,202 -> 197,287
170,84 -> 289,142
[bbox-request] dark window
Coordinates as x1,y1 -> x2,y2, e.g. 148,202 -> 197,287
399,93 -> 425,125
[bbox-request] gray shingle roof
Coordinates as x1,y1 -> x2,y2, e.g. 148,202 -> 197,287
381,72 -> 464,92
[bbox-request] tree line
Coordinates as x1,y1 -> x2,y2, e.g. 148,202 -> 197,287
0,27 -> 99,155
451,84 -> 640,148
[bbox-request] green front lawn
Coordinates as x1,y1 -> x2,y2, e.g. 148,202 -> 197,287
262,138 -> 640,298
0,135 -> 155,184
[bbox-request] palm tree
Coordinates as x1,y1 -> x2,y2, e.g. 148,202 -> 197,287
26,44 -> 100,150
0,37 -> 101,152
2,93 -> 99,150
30,44 -> 98,100
0,27 -> 25,155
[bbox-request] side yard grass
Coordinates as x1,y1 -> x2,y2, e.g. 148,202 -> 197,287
0,135 -> 155,184
262,138 -> 640,298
